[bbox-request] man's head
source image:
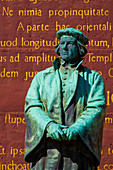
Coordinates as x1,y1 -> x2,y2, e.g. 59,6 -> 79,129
55,28 -> 88,61
59,35 -> 79,61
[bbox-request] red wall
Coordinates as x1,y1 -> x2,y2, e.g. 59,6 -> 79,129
0,0 -> 113,169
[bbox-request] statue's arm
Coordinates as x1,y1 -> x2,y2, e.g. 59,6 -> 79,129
64,73 -> 106,165
24,74 -> 54,162
24,73 -> 67,162
72,73 -> 106,138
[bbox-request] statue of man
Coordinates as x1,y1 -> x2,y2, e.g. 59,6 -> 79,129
24,28 -> 106,170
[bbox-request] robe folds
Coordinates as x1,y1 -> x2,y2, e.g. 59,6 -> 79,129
24,58 -> 106,169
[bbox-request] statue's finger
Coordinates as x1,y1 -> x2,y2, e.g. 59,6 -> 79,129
68,132 -> 73,141
60,125 -> 68,129
62,129 -> 67,134
58,128 -> 64,136
53,131 -> 62,141
66,129 -> 70,137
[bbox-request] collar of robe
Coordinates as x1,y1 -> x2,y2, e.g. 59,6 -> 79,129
52,57 -> 84,71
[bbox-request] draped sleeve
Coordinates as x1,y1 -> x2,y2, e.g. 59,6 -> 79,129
24,74 -> 53,162
71,72 -> 106,166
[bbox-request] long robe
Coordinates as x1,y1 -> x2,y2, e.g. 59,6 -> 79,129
24,58 -> 106,169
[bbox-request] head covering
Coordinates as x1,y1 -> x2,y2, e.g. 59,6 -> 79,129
55,28 -> 88,57
56,28 -> 88,46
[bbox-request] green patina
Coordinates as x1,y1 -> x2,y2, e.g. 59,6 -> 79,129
24,28 -> 106,170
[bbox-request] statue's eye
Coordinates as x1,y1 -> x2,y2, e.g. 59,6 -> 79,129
68,41 -> 74,45
60,42 -> 65,45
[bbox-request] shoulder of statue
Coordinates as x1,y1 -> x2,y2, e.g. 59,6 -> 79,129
82,66 -> 99,75
36,66 -> 55,76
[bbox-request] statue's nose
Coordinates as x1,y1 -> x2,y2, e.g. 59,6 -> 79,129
63,42 -> 68,49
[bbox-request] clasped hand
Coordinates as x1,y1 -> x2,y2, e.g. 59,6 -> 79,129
46,123 -> 77,141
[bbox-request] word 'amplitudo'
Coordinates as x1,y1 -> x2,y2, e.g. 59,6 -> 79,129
24,53 -> 56,65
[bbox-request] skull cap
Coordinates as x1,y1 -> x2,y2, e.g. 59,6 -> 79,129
56,28 -> 88,45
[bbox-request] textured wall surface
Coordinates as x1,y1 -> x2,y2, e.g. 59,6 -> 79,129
0,0 -> 113,169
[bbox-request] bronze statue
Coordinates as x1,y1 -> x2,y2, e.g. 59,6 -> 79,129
24,28 -> 106,170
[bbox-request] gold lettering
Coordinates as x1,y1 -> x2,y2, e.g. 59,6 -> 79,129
17,22 -> 25,31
